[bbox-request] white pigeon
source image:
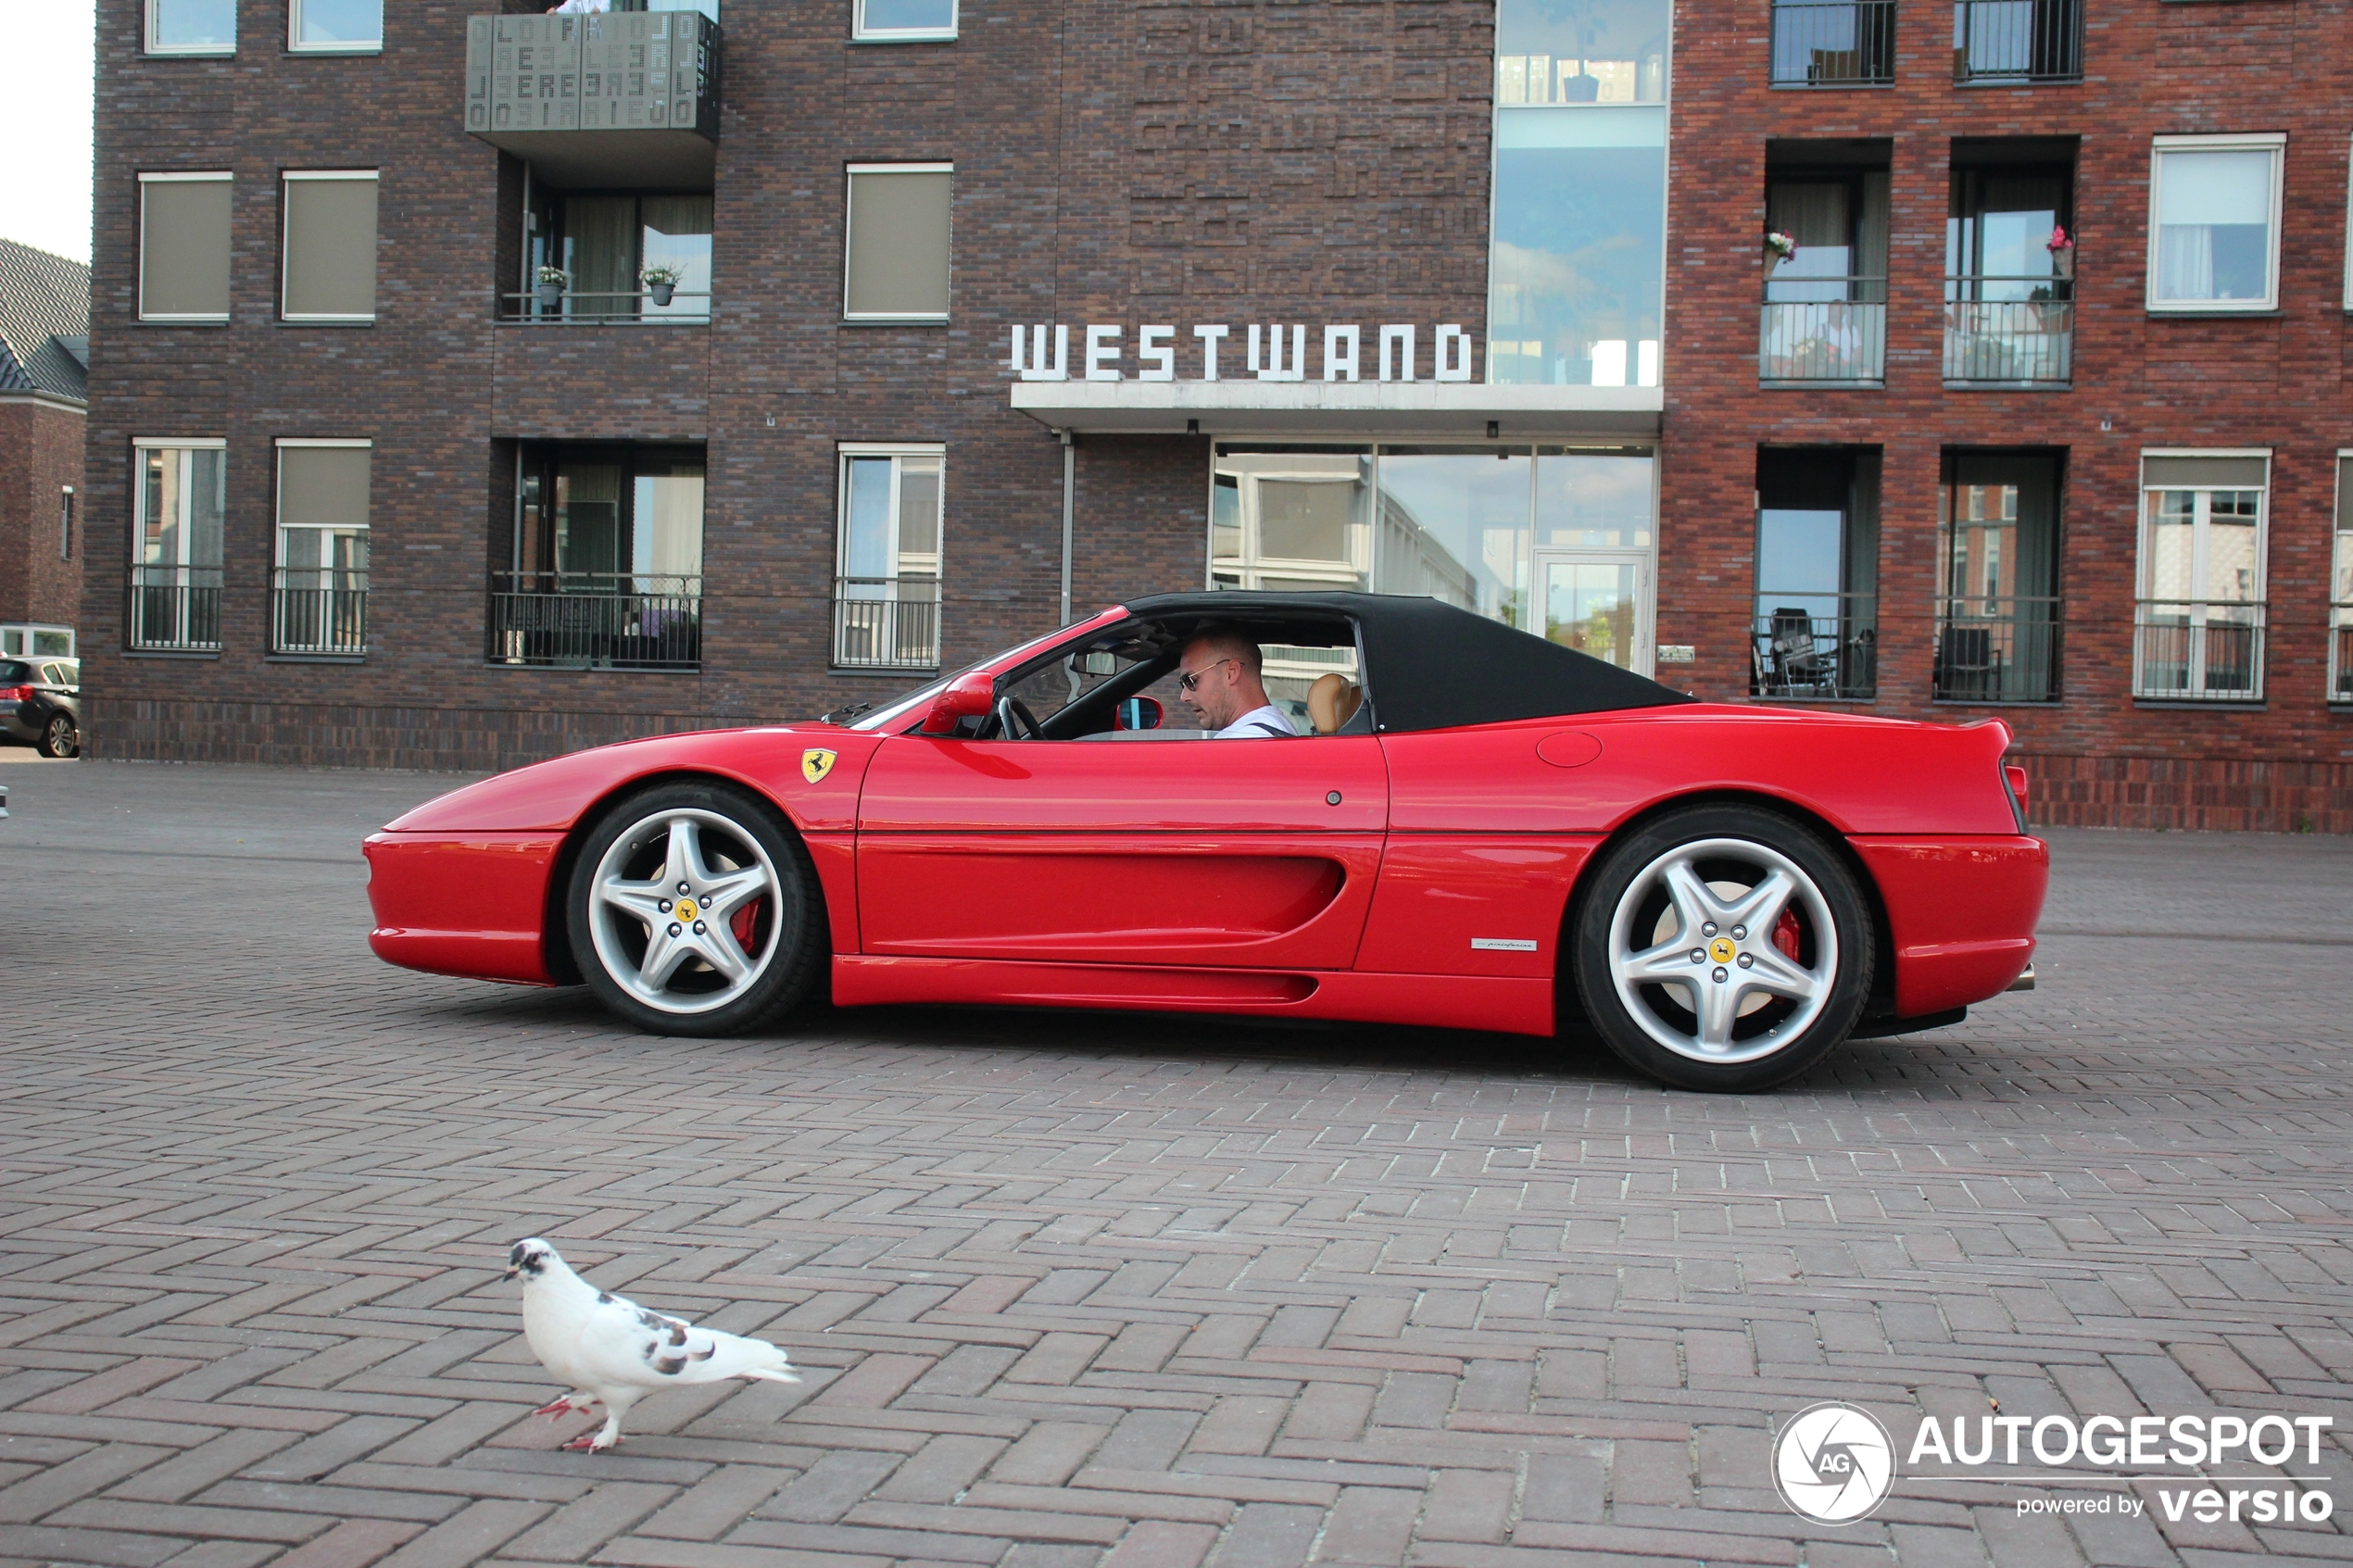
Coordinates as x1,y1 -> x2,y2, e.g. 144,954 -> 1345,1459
505,1236 -> 799,1451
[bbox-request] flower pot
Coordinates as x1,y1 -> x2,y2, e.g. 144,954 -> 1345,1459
1765,252 -> 1784,279
648,281 -> 676,307
534,282 -> 562,309
2052,249 -> 2075,281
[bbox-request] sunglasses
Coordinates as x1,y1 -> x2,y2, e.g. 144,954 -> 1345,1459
1176,658 -> 1233,693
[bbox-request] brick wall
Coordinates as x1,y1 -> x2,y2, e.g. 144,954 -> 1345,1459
0,399 -> 86,632
1661,0 -> 2353,830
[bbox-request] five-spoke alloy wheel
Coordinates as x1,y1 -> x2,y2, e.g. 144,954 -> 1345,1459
567,782 -> 823,1035
1572,805 -> 1872,1091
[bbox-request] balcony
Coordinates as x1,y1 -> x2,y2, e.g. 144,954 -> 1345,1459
271,572 -> 368,657
834,579 -> 941,671
463,10 -> 721,187
1952,0 -> 2082,82
1751,596 -> 1879,701
1760,286 -> 1886,384
127,566 -> 222,654
501,285 -> 711,325
2132,601 -> 2265,701
1944,277 -> 2072,384
1769,0 -> 1896,86
490,572 -> 701,671
1934,596 -> 2060,702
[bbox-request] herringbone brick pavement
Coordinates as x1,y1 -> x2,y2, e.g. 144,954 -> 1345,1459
0,759 -> 2346,1567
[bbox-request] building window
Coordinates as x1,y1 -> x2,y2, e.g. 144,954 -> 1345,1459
1936,452 -> 2062,703
138,173 -> 232,323
836,446 -> 943,671
2332,454 -> 2353,701
1753,448 -> 1880,701
1951,0 -> 2080,83
1487,0 -> 1666,386
282,172 -> 380,323
1769,0 -> 1895,85
147,0 -> 235,54
1944,147 -> 2074,385
1761,150 -> 1889,383
2147,135 -> 2283,313
274,441 -> 371,657
2134,452 -> 2269,700
855,0 -> 956,41
497,446 -> 705,670
130,440 -> 226,653
522,192 -> 712,322
59,487 -> 74,561
844,166 -> 951,321
290,0 -> 383,52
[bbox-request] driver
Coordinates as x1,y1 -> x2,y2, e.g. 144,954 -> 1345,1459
1176,627 -> 1294,738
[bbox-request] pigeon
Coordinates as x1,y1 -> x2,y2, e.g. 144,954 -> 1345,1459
505,1237 -> 799,1451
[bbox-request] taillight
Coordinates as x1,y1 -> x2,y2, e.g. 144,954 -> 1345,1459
2004,765 -> 2030,809
0,685 -> 32,702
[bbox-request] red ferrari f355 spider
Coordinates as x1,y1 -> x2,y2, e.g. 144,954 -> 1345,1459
365,593 -> 2045,1090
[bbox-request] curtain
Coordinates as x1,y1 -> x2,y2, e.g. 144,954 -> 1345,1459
564,196 -> 637,318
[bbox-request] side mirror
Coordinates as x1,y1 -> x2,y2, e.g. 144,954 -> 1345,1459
1114,696 -> 1164,732
920,671 -> 996,735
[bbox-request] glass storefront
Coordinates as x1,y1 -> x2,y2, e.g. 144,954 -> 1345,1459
1213,443 -> 1658,675
1488,0 -> 1670,387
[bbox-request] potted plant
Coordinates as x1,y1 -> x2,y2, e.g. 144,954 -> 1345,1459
640,264 -> 684,307
535,265 -> 567,310
2046,224 -> 2074,282
1764,230 -> 1798,279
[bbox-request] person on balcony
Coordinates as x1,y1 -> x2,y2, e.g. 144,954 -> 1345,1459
547,0 -> 609,12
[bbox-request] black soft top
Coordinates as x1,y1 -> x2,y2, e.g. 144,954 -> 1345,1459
1120,591 -> 1693,734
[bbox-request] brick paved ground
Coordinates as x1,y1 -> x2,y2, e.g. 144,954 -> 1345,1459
0,758 -> 2347,1568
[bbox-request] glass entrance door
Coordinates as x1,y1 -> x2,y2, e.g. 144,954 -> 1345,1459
1536,551 -> 1651,674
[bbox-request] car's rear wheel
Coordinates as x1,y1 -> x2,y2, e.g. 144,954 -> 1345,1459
566,782 -> 823,1036
1571,804 -> 1872,1092
36,712 -> 77,759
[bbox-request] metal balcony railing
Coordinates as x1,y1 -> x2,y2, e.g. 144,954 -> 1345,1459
2132,600 -> 2265,701
127,564 -> 223,653
490,571 -> 701,670
1933,595 -> 2061,702
502,289 -> 711,324
1760,284 -> 1886,382
1769,0 -> 1896,85
1751,596 -> 1880,700
1943,277 -> 2072,383
2332,607 -> 2353,703
834,578 -> 940,671
271,572 -> 368,656
1953,0 -> 2082,82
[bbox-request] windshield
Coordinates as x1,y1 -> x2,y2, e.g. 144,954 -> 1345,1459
840,615 -> 1123,732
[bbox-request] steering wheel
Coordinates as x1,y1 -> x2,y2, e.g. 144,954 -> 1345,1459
993,695 -> 1045,740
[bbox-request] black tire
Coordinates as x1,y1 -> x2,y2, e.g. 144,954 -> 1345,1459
1569,803 -> 1874,1092
565,781 -> 824,1037
35,712 -> 77,759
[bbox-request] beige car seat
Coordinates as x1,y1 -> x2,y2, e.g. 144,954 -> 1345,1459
1306,673 -> 1365,735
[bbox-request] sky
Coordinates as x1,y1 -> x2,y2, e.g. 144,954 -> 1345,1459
1,0 -> 96,263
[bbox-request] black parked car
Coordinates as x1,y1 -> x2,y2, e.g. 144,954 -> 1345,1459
0,658 -> 80,758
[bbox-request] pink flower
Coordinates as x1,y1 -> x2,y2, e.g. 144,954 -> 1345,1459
2046,225 -> 2073,253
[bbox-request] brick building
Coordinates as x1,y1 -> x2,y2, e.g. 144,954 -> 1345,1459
83,0 -> 2353,827
0,239 -> 89,659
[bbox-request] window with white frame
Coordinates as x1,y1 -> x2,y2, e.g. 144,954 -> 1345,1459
283,171 -> 380,323
843,166 -> 951,321
835,446 -> 943,670
2133,451 -> 2269,700
147,0 -> 234,54
2331,453 -> 2353,701
274,440 -> 371,656
855,0 -> 956,40
139,173 -> 232,323
290,0 -> 383,52
131,438 -> 227,652
2146,134 -> 2284,312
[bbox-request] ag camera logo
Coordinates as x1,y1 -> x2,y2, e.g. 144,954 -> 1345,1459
1774,1402 -> 1896,1524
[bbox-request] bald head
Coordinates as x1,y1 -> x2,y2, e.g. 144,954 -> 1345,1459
1178,625 -> 1270,730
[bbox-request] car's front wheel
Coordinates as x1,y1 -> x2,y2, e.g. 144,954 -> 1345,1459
566,782 -> 824,1036
1570,804 -> 1873,1092
36,712 -> 77,759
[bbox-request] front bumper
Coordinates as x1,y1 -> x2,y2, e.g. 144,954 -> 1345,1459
362,831 -> 565,985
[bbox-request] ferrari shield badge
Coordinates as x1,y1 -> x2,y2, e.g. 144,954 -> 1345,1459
800,747 -> 838,784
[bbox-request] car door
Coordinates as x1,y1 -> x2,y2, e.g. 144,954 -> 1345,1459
856,730 -> 1390,970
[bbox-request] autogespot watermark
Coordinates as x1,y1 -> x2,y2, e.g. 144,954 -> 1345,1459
1773,1405 -> 2337,1526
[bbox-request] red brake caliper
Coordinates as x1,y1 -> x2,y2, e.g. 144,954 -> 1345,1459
731,898 -> 762,954
1773,908 -> 1803,960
